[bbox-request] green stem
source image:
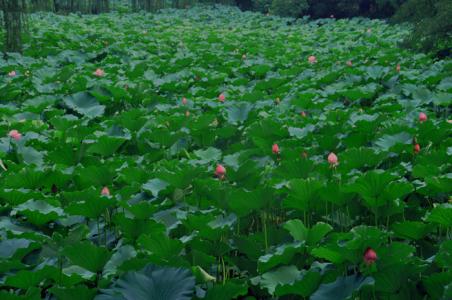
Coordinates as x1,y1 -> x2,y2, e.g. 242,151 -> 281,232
262,212 -> 268,251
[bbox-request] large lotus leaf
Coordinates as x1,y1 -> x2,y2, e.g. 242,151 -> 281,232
16,144 -> 45,167
273,158 -> 315,180
285,221 -> 333,247
310,274 -> 374,300
423,271 -> 452,300
193,147 -> 222,164
137,233 -> 184,263
311,247 -> 345,264
258,242 -> 303,273
227,188 -> 268,217
288,124 -> 316,139
103,245 -> 137,278
318,182 -> 351,206
274,269 -> 322,297
425,204 -> 452,227
345,226 -> 386,251
391,221 -> 433,240
65,190 -> 115,218
251,265 -> 301,295
63,92 -> 105,119
340,147 -> 385,171
204,281 -> 248,300
225,102 -> 253,124
13,199 -> 64,226
5,265 -> 64,289
95,264 -> 195,300
374,132 -> 412,151
284,219 -> 308,242
435,240 -> 452,269
0,288 -> 41,300
2,168 -> 47,189
284,179 -> 323,212
344,170 -> 398,208
50,285 -> 97,300
113,213 -> 166,240
86,136 -> 127,157
424,175 -> 452,194
142,178 -> 170,197
63,241 -> 111,273
74,165 -> 115,189
0,238 -> 40,259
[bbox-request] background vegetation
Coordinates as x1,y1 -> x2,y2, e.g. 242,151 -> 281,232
1,0 -> 450,55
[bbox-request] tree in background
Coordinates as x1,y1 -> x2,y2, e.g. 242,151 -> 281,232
1,0 -> 27,53
131,0 -> 165,11
271,0 -> 308,18
392,0 -> 451,55
54,0 -> 110,14
29,0 -> 54,12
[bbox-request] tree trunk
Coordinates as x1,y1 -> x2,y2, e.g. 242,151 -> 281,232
1,0 -> 27,53
30,0 -> 55,12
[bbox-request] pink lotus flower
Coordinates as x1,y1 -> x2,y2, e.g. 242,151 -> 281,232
101,186 -> 110,196
363,248 -> 377,265
346,60 -> 353,67
413,143 -> 420,154
301,111 -> 307,117
218,93 -> 225,102
8,71 -> 16,77
328,152 -> 338,166
396,64 -> 401,72
93,68 -> 105,77
182,97 -> 188,105
419,112 -> 427,122
215,164 -> 226,179
308,56 -> 317,64
272,144 -> 280,155
8,130 -> 22,141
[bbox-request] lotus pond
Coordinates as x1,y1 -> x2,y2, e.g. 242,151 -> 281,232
0,5 -> 451,300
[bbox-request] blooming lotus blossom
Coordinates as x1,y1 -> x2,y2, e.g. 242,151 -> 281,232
218,93 -> 225,102
363,248 -> 377,265
182,97 -> 188,105
272,144 -> 280,155
414,143 -> 420,154
328,152 -> 338,166
301,111 -> 307,117
8,130 -> 22,141
308,55 -> 317,64
101,186 -> 110,196
215,164 -> 226,179
396,64 -> 401,72
8,71 -> 16,77
346,60 -> 353,66
93,68 -> 105,77
419,112 -> 427,122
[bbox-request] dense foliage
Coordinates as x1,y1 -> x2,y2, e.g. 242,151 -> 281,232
1,5 -> 451,300
392,0 -> 452,55
252,0 -> 405,18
